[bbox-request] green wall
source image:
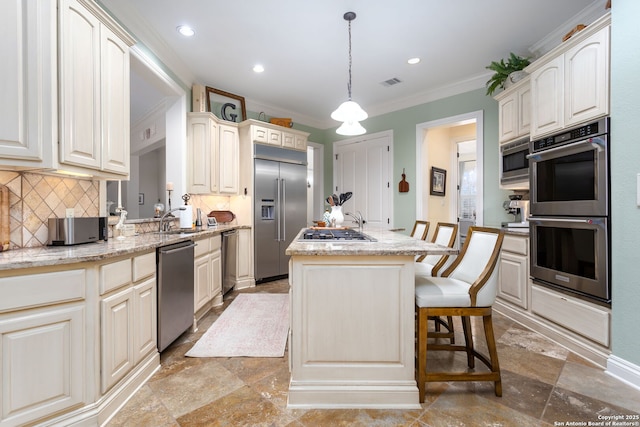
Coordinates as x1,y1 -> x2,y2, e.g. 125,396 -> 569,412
317,88 -> 510,234
610,0 -> 640,368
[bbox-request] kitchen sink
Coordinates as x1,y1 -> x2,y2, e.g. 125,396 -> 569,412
299,228 -> 376,242
156,229 -> 199,235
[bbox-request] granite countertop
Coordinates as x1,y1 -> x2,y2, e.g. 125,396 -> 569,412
502,227 -> 529,236
285,227 -> 458,257
0,224 -> 250,272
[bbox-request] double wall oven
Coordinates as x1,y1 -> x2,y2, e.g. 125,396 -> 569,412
528,117 -> 610,305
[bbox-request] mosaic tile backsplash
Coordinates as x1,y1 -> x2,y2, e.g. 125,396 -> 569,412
0,171 -> 99,249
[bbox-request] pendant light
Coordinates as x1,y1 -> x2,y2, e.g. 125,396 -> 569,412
331,11 -> 367,136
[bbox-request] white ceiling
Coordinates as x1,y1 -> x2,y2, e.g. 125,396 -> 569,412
100,0 -> 608,129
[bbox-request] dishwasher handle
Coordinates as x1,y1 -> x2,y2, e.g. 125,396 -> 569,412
159,242 -> 196,254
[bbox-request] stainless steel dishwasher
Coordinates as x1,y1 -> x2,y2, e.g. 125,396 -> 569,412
157,240 -> 196,352
222,230 -> 238,295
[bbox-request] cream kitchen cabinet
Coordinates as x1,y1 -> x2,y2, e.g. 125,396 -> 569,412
497,233 -> 529,309
232,228 -> 255,290
239,120 -> 309,152
494,230 -> 612,367
531,284 -> 610,347
0,0 -> 57,168
0,0 -> 133,178
495,76 -> 531,144
194,235 -> 223,321
187,113 -> 239,195
59,0 -> 133,176
0,269 -> 87,427
528,14 -> 610,139
219,123 -> 240,194
0,251 -> 159,426
99,251 -> 156,394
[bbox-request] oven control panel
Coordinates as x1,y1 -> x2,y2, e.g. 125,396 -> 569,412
532,117 -> 609,152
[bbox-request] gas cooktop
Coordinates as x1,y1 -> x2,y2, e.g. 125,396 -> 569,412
300,228 -> 376,242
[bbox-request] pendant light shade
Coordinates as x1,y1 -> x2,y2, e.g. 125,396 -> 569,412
336,120 -> 366,136
332,11 -> 367,135
331,100 -> 368,122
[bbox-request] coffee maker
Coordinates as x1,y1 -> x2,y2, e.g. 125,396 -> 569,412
502,194 -> 530,227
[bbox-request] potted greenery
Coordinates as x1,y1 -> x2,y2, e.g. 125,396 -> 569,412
485,53 -> 531,96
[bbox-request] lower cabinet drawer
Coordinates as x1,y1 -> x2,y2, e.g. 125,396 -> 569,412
502,234 -> 528,255
531,285 -> 610,346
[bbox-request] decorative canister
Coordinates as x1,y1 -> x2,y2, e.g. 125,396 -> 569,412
329,205 -> 344,227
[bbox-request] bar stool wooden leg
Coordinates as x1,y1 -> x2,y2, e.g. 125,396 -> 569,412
483,311 -> 502,397
461,316 -> 475,369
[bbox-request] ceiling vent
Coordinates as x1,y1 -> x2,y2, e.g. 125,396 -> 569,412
381,77 -> 402,87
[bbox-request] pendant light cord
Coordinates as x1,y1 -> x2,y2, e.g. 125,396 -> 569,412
347,17 -> 353,101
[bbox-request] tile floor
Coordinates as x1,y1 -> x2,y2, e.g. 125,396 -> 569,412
108,279 -> 640,426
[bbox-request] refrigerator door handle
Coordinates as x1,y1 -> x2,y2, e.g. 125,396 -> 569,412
281,179 -> 286,241
276,178 -> 281,241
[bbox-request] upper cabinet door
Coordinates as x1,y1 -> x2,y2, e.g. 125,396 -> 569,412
564,27 -> 610,128
530,56 -> 564,138
497,92 -> 518,143
518,84 -> 531,137
101,25 -> 130,174
187,114 -> 217,194
59,0 -> 102,170
0,0 -> 56,165
218,124 -> 239,194
59,0 -> 133,177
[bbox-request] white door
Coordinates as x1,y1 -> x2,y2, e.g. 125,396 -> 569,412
334,132 -> 392,228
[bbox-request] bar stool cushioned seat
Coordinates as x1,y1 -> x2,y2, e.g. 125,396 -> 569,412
415,222 -> 459,343
415,226 -> 504,402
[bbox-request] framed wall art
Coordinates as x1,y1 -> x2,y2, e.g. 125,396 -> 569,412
205,86 -> 247,123
430,167 -> 446,197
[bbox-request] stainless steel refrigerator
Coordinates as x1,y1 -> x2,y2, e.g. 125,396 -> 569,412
254,144 -> 307,281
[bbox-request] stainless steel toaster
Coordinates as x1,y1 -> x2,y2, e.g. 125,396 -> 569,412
48,217 -> 108,246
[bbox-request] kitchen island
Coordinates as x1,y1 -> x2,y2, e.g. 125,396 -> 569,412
285,227 -> 457,409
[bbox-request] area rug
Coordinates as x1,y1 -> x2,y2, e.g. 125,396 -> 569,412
185,293 -> 289,358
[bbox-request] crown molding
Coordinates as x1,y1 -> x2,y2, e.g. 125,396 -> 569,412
528,0 -> 609,58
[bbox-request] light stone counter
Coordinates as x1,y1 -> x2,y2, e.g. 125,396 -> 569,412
286,226 -> 457,257
0,224 -> 249,271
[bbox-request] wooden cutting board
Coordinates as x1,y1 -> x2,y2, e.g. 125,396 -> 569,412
0,185 -> 9,251
207,210 -> 236,223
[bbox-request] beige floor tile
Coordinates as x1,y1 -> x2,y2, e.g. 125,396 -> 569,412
176,385 -> 295,427
107,385 -> 179,427
556,360 -> 640,413
147,360 -> 245,418
542,386 -> 639,425
418,391 -> 547,427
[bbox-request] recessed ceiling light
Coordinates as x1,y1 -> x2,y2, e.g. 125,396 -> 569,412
407,57 -> 421,65
253,64 -> 265,73
176,25 -> 195,37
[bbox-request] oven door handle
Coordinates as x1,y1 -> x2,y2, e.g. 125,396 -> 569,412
529,217 -> 594,224
527,137 -> 604,159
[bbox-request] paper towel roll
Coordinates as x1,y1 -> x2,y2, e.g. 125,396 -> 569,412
180,205 -> 193,229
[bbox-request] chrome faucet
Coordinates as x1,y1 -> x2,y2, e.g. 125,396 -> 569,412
345,211 -> 365,232
159,207 -> 186,232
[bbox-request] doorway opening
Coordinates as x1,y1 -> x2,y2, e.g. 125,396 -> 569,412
415,111 -> 483,245
105,46 -> 186,220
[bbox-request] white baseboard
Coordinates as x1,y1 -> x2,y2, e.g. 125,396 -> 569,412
606,355 -> 640,391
